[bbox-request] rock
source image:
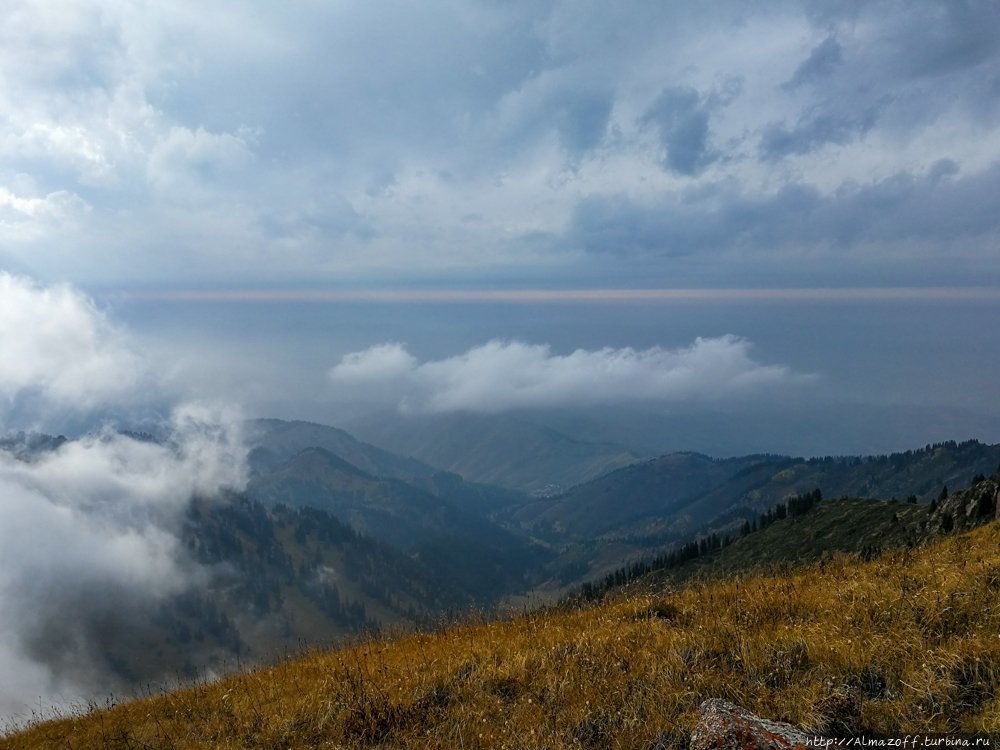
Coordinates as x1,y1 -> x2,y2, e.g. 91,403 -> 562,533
689,698 -> 810,750
930,476 -> 999,533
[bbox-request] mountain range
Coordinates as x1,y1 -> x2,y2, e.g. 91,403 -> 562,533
508,437 -> 1000,584
3,418 -> 999,712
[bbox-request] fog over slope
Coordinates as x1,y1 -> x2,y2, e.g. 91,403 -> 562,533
0,274 -> 247,718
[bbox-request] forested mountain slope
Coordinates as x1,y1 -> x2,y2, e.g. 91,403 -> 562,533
511,439 -> 1000,587
516,439 -> 1000,543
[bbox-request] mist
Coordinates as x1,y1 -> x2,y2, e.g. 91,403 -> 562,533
0,273 -> 247,719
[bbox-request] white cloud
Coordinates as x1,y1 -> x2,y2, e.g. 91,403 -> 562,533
0,187 -> 90,242
329,336 -> 806,413
0,187 -> 82,218
0,406 -> 246,718
329,342 -> 417,383
0,273 -> 247,717
147,126 -> 255,197
0,272 -> 144,415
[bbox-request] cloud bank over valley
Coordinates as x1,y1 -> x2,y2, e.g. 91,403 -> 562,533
330,337 -> 808,414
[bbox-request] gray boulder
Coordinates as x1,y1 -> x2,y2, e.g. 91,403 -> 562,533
690,698 -> 811,750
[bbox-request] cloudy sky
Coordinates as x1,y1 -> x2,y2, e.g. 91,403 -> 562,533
3,0 -> 1000,289
1,0 -> 999,442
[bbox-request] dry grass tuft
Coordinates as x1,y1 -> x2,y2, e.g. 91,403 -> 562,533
4,523 -> 1000,748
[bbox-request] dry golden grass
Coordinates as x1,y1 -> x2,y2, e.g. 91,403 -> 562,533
4,522 -> 1000,749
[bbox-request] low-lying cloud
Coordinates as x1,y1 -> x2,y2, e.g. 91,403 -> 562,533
330,336 -> 806,414
0,274 -> 247,719
0,407 -> 246,719
0,272 -> 145,419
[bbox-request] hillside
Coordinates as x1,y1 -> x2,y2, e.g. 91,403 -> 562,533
246,447 -> 548,598
342,410 -> 643,493
0,428 -> 551,715
664,495 -> 930,580
4,427 -> 995,728
249,447 -> 501,548
511,439 -> 1000,586
510,451 -> 763,539
574,493 -> 933,602
248,419 -> 438,482
249,419 -> 523,514
6,517 -> 998,746
249,428 -> 1000,594
178,483 -> 548,670
573,472 -> 999,610
31,493 -> 488,700
517,439 -> 1000,541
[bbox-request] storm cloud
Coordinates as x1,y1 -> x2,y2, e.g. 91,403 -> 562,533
0,1 -> 998,287
568,160 -> 1000,283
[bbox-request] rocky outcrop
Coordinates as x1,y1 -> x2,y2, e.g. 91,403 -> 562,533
689,699 -> 810,750
930,475 -> 999,533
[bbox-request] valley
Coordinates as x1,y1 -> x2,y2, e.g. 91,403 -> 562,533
5,480 -> 998,746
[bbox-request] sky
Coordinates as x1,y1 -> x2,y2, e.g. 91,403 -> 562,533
2,0 -> 1000,290
0,0 -> 999,433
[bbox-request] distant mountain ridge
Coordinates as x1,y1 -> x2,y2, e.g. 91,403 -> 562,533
338,403 -> 1000,492
508,438 -> 1000,586
518,438 -> 1000,538
247,421 -> 1000,594
245,444 -> 547,599
248,418 -> 437,481
246,420 -> 547,600
340,410 -> 643,493
248,418 -> 525,513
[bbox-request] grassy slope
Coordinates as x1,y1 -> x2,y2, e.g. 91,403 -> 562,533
6,521 -> 999,748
